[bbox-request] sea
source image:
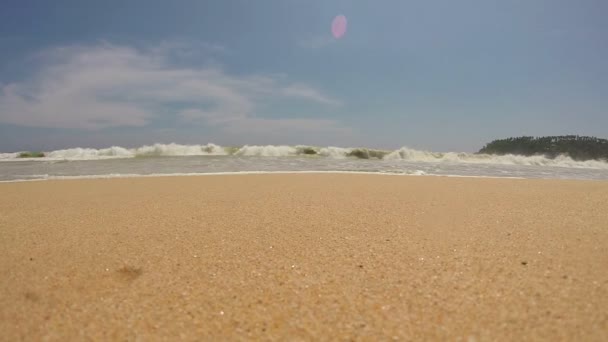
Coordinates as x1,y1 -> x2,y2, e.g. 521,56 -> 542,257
1,143 -> 608,182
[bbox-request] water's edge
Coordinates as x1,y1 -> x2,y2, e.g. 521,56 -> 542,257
0,170 -> 570,184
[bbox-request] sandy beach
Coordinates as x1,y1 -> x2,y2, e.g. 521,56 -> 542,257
1,174 -> 607,341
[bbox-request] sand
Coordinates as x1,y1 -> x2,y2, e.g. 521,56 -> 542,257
1,174 -> 607,341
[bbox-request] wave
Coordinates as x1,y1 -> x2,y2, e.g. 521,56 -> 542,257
384,147 -> 608,169
233,145 -> 366,158
2,143 -> 608,169
1,143 -> 227,160
234,145 -> 300,157
0,152 -> 20,159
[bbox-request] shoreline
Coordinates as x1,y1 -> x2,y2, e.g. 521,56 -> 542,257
0,169 -> 571,183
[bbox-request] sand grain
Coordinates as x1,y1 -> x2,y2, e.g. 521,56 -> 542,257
1,174 -> 607,340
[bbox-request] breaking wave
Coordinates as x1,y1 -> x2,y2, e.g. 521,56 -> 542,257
2,143 -> 608,169
384,147 -> 608,169
0,152 -> 20,159
1,143 -> 227,160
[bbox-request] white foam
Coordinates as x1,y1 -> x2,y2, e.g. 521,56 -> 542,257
385,147 -> 608,169
234,145 -> 298,157
318,146 -> 351,158
46,146 -> 133,159
0,152 -> 20,159
1,143 -> 607,170
133,143 -> 227,157
0,143 -> 228,161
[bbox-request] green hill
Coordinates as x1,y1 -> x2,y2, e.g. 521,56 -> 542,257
478,135 -> 608,161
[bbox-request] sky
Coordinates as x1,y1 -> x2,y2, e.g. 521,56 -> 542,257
0,0 -> 607,152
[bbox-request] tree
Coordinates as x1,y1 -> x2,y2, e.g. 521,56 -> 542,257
478,136 -> 608,161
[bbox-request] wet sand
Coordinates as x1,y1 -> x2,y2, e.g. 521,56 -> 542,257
1,174 -> 607,340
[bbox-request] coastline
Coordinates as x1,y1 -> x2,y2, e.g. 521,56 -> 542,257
1,174 -> 607,340
0,170 -> 527,184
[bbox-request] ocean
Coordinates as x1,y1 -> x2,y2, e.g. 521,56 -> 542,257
1,143 -> 608,182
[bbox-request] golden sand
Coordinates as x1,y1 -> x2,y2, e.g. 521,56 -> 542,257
1,174 -> 607,340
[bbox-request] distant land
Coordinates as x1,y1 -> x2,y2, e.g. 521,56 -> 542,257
478,135 -> 608,161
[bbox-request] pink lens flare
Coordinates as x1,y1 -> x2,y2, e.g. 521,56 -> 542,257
331,15 -> 347,39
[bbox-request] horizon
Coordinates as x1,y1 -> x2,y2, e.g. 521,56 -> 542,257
1,1 -> 607,152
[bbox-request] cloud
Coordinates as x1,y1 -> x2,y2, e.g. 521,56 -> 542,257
0,43 -> 344,135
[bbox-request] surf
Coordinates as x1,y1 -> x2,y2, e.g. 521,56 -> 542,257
2,143 -> 608,170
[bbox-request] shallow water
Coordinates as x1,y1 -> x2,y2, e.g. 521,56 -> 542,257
1,155 -> 607,182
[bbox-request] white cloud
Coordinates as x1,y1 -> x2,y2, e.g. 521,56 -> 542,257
0,43 -> 344,135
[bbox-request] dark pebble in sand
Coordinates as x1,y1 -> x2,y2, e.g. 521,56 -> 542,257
521,261 -> 528,266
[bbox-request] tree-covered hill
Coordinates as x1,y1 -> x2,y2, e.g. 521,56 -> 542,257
478,135 -> 608,161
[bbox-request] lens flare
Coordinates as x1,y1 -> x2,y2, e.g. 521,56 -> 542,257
331,15 -> 347,39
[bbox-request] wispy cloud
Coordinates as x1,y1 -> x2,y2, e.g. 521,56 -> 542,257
0,43 -> 345,135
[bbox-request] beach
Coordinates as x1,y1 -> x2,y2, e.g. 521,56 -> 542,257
1,174 -> 607,340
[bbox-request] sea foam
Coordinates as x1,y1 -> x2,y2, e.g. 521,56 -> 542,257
2,143 -> 608,169
384,147 -> 608,169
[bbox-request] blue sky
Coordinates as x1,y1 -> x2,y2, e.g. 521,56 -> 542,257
0,0 -> 607,152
